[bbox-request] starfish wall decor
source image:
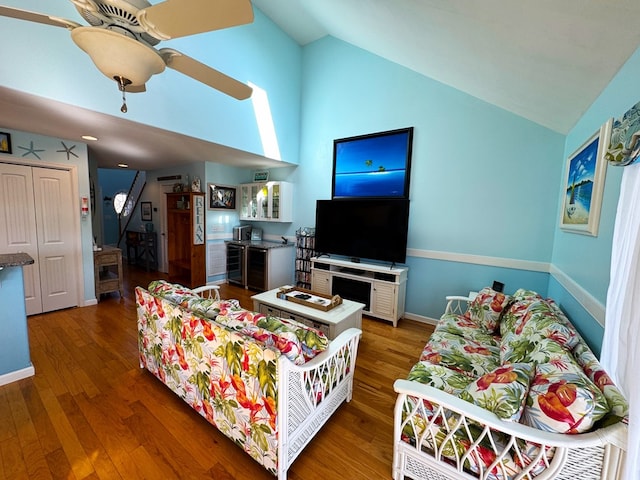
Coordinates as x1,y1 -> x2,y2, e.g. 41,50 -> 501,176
18,141 -> 45,160
57,141 -> 78,160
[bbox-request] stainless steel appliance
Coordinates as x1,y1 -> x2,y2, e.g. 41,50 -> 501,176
226,242 -> 247,287
246,246 -> 268,291
233,225 -> 251,241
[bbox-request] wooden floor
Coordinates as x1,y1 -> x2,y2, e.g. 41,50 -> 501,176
0,265 -> 434,480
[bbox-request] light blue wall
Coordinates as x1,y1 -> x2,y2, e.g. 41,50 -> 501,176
297,36 -> 565,319
0,266 -> 32,376
548,44 -> 640,355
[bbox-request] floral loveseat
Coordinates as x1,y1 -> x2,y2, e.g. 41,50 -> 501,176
136,280 -> 361,480
393,287 -> 628,480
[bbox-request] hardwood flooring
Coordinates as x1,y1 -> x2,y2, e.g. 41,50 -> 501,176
0,265 -> 434,479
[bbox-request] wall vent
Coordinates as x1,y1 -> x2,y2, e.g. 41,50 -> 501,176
208,242 -> 226,276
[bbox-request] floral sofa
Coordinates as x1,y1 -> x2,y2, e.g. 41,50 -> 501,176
393,287 -> 628,480
136,280 -> 362,480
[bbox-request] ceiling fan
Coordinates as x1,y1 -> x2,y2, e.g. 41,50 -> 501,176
0,0 -> 254,112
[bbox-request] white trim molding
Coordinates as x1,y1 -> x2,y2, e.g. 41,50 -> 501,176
404,249 -> 604,327
0,365 -> 35,387
407,249 -> 549,273
549,264 -> 606,326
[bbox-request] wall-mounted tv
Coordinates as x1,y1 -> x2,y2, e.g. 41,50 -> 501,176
315,198 -> 410,264
332,127 -> 414,198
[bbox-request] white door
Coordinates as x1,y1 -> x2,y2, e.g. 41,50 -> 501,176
0,163 -> 78,314
0,163 -> 42,314
32,167 -> 79,312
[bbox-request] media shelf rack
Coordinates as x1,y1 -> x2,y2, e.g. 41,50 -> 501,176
310,256 -> 408,326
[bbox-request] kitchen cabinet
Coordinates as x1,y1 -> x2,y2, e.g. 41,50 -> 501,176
239,181 -> 292,222
166,192 -> 206,288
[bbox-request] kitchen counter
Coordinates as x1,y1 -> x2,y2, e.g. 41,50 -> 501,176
225,240 -> 294,249
0,252 -> 35,269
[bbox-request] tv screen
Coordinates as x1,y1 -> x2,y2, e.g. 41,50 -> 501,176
332,127 -> 414,198
315,198 -> 410,264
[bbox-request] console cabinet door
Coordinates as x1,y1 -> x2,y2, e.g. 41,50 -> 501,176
371,281 -> 397,321
311,269 -> 331,295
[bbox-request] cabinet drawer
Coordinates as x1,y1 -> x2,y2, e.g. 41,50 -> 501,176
259,304 -> 281,317
96,253 -> 119,265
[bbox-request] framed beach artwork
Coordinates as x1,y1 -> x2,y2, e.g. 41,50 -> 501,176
208,183 -> 236,210
560,119 -> 612,236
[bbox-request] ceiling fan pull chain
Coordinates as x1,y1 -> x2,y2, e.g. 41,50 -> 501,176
114,75 -> 132,113
121,88 -> 128,113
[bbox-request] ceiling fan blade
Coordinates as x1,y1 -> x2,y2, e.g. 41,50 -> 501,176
0,5 -> 81,29
159,49 -> 252,100
137,0 -> 253,40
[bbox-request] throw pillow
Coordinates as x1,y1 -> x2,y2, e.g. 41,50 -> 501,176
467,287 -> 511,333
522,361 -> 610,434
459,363 -> 534,421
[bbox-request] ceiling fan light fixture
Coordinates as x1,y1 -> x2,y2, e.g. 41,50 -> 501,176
71,27 -> 165,86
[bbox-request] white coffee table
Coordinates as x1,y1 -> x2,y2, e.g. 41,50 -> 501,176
251,286 -> 364,339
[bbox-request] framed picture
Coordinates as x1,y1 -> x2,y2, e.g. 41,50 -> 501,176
141,201 -> 152,221
0,132 -> 11,154
208,183 -> 236,210
560,118 -> 612,236
332,127 -> 414,198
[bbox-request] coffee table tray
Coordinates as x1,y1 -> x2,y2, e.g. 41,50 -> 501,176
277,286 -> 342,312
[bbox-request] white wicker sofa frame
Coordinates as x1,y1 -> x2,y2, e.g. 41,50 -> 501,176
136,283 -> 362,479
392,294 -> 628,480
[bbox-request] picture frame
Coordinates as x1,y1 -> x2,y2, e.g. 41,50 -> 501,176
560,118 -> 612,236
208,183 -> 236,210
141,201 -> 152,221
0,131 -> 11,154
253,170 -> 269,182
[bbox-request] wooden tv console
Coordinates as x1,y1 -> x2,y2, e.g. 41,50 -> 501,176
310,257 -> 408,327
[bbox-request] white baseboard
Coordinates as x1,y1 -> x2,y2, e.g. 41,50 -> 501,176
403,312 -> 438,326
0,365 -> 35,386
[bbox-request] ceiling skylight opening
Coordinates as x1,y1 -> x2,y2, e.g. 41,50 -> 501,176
248,82 -> 281,161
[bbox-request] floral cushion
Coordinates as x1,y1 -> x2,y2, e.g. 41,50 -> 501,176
408,361 -> 474,395
214,308 -> 328,365
467,287 -> 511,333
500,298 -> 579,352
147,280 -> 328,364
420,330 -> 500,378
522,361 -> 609,434
435,313 -> 502,345
572,341 -> 629,422
148,280 -> 200,307
459,364 -> 533,422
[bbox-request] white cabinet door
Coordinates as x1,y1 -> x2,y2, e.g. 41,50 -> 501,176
239,182 -> 292,222
371,281 -> 397,321
311,269 -> 331,295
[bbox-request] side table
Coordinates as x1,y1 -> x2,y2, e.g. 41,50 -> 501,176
94,246 -> 123,300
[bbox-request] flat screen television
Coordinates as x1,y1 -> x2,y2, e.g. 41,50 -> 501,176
315,198 -> 410,264
332,127 -> 414,198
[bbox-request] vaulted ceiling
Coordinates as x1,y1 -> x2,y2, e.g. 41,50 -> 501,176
3,1 -> 640,170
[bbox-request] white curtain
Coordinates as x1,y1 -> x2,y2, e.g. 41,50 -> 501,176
601,162 -> 640,480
